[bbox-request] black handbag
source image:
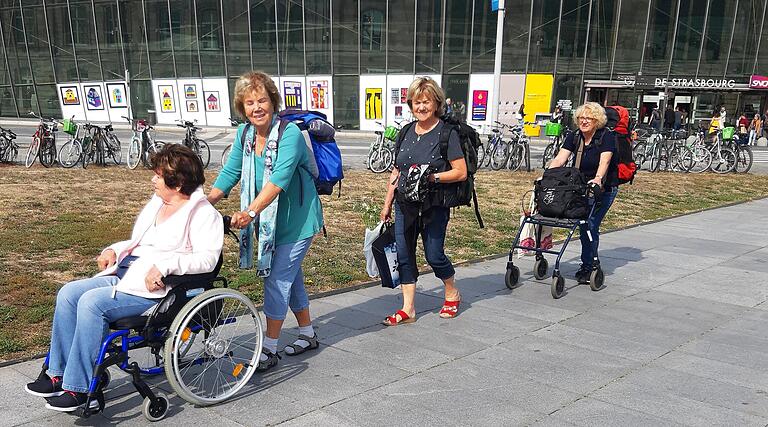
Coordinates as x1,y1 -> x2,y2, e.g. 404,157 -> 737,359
371,222 -> 400,288
535,135 -> 589,219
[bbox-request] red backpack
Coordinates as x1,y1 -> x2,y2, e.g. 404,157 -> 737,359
605,105 -> 636,185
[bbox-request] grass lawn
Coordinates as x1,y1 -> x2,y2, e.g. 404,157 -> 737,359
1,164 -> 767,361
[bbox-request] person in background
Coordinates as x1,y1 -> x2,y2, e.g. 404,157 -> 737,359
664,105 -> 675,130
673,106 -> 684,130
445,98 -> 453,117
738,113 -> 750,143
551,105 -> 563,123
749,113 -> 762,146
650,105 -> 662,131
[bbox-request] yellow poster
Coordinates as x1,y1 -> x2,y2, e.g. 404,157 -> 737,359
365,88 -> 382,120
523,74 -> 554,137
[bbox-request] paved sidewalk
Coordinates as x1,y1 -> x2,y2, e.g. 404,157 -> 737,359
3,198 -> 768,426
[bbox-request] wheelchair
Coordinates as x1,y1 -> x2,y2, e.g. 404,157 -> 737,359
33,216 -> 263,421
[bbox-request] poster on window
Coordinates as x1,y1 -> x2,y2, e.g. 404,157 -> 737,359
159,85 -> 176,113
472,90 -> 488,121
184,84 -> 197,99
105,83 -> 128,108
309,80 -> 327,109
84,85 -> 104,110
390,88 -> 400,104
283,81 -> 303,109
186,100 -> 199,112
60,86 -> 80,106
204,91 -> 220,112
365,88 -> 383,120
400,88 -> 407,104
395,105 -> 403,119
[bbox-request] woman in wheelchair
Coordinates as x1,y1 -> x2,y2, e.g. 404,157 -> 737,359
25,144 -> 224,412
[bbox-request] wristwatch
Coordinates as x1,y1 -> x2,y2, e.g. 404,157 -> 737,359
247,210 -> 257,219
434,173 -> 441,183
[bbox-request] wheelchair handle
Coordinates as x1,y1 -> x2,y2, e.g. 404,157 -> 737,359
222,215 -> 239,242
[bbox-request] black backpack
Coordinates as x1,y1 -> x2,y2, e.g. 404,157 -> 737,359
535,135 -> 589,219
395,117 -> 484,228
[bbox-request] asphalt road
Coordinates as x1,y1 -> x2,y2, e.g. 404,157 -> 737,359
3,123 -> 768,173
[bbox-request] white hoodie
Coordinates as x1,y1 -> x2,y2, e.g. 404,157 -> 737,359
95,187 -> 223,299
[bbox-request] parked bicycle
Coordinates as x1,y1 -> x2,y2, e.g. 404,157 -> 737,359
722,127 -> 753,173
0,126 -> 18,163
505,122 -> 534,172
220,117 -> 245,168
25,112 -> 58,168
125,116 -> 164,169
76,123 -> 122,168
542,121 -> 566,168
177,120 -> 210,169
58,117 -> 85,168
477,123 -> 508,170
367,120 -> 402,173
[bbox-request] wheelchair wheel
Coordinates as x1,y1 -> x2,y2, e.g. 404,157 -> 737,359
142,393 -> 169,422
164,288 -> 263,406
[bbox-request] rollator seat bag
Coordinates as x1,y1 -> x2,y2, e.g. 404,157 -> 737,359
535,167 -> 589,219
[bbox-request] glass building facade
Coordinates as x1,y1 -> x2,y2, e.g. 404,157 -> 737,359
1,0 -> 767,128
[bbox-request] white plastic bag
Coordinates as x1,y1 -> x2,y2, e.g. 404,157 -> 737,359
517,189 -> 553,258
364,221 -> 385,278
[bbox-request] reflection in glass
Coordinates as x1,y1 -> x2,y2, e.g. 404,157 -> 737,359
130,79 -> 154,116
1,1 -> 33,84
0,86 -> 17,116
444,0 -> 471,74
387,0 -> 414,74
502,0 -> 531,73
223,0 -> 250,77
22,0 -> 55,84
119,0 -> 151,80
471,0 -> 497,73
333,75 -> 359,129
170,0 -> 201,78
585,0 -> 618,76
726,0 -> 763,76
361,0 -> 385,73
332,0 -> 358,74
528,0 -> 558,73
250,0 -> 278,74
277,0 -> 305,75
197,0 -> 225,76
698,1 -> 736,77
145,0 -> 175,78
94,0 -> 125,81
305,0 -> 331,75
37,84 -> 61,117
557,0 -> 590,75
70,0 -> 100,81
415,0 -> 441,73
642,0 -> 675,75
670,0 -> 705,75
613,0 -> 648,75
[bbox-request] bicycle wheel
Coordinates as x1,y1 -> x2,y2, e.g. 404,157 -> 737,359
194,139 -> 210,169
688,145 -> 711,173
108,134 -> 122,165
81,139 -> 93,169
220,144 -> 232,168
127,137 -> 143,169
672,146 -> 694,173
58,140 -> 83,168
735,146 -> 753,173
542,143 -> 556,168
476,143 -> 486,168
145,141 -> 165,166
506,144 -> 524,172
369,148 -> 393,173
490,142 -> 509,170
39,138 -> 56,168
632,142 -> 647,170
25,136 -> 40,168
711,148 -> 737,174
648,144 -> 664,172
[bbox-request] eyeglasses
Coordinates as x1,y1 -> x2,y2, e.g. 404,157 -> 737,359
577,117 -> 596,123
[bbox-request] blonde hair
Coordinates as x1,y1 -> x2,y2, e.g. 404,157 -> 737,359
574,102 -> 608,128
406,77 -> 445,117
233,71 -> 282,118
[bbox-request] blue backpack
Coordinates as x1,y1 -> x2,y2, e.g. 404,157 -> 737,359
239,110 -> 344,197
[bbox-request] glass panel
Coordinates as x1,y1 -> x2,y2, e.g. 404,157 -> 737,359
333,75 -> 359,129
197,0 -> 225,76
332,0 -> 358,74
277,0 -> 305,75
22,0 -> 55,84
36,84 -> 60,117
698,1 -> 736,77
0,1 -> 32,84
145,0 -> 175,78
0,35 -> 8,85
670,0 -> 705,76
0,86 -> 18,116
250,0 -> 277,74
552,74 -> 582,110
70,0 -> 100,81
360,0 -> 385,73
443,0 -> 471,74
557,0 -> 590,75
415,0 -> 441,73
94,0 -> 124,81
223,0 -> 250,77
305,0 -> 331,74
170,0 -> 201,77
726,0 -> 763,76
758,15 -> 768,74
129,79 -> 153,117
585,0 -> 618,76
471,0 -> 496,73
641,0 -> 675,76
613,0 -> 648,76
528,0 -> 558,73
387,0 -> 414,74
14,84 -> 36,115
501,0 -> 531,73
46,0 -> 78,82
119,0 -> 151,80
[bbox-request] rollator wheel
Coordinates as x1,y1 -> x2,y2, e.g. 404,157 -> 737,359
164,288 -> 263,406
505,264 -> 520,290
589,268 -> 605,291
551,274 -> 565,299
533,258 -> 548,280
142,393 -> 169,422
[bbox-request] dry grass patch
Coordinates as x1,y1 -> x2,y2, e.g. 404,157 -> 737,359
1,164 -> 767,360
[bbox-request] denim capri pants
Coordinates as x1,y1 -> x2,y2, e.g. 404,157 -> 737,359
262,237 -> 313,320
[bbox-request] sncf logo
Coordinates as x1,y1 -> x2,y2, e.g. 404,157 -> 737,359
750,75 -> 768,89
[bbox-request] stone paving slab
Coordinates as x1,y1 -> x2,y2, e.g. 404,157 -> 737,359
3,197 -> 768,425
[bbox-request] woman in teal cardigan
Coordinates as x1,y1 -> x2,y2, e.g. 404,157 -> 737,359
208,71 -> 323,372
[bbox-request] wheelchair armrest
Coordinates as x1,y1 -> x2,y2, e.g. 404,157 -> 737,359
163,271 -> 218,288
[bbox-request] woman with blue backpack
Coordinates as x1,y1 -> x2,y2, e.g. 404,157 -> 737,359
207,71 -> 324,372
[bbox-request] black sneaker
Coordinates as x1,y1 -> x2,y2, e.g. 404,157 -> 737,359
45,391 -> 98,412
255,348 -> 281,373
575,266 -> 591,284
25,374 -> 64,398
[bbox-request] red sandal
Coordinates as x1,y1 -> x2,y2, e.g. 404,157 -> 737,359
382,310 -> 416,326
439,295 -> 461,318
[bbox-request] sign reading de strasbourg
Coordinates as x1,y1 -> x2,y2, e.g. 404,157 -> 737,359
750,75 -> 768,90
654,78 -> 737,89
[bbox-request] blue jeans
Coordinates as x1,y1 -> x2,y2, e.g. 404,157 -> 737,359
262,237 -> 313,321
579,186 -> 619,269
394,203 -> 455,284
47,276 -> 158,393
